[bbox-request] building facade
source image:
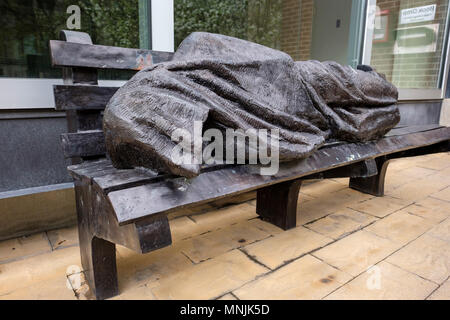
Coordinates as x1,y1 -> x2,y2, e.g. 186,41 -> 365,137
1,0 -> 449,239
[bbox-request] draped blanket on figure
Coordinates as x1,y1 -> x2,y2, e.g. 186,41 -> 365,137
104,32 -> 400,178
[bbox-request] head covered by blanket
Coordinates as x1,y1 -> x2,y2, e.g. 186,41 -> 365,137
104,32 -> 399,177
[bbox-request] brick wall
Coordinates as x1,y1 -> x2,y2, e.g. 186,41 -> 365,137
371,0 -> 448,89
299,0 -> 314,60
281,0 -> 313,60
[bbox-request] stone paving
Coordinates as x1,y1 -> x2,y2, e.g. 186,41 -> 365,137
0,153 -> 449,300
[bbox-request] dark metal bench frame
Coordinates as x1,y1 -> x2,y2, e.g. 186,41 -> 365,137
51,30 -> 450,300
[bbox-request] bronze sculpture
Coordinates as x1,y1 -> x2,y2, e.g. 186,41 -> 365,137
104,32 -> 399,178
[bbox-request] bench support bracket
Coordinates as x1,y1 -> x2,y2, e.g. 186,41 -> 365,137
256,179 -> 302,230
349,157 -> 390,196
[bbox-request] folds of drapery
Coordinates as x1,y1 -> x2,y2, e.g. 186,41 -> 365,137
104,32 -> 399,178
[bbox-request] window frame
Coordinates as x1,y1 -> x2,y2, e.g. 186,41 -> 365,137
7,0 -> 449,107
0,0 -> 174,110
361,0 -> 450,101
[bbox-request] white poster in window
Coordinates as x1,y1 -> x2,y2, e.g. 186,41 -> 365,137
373,9 -> 389,42
399,4 -> 436,24
394,24 -> 439,54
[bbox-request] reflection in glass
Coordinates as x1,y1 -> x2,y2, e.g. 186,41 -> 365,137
0,0 -> 139,80
174,0 -> 283,50
370,0 -> 449,89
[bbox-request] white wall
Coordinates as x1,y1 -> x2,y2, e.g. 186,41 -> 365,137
0,79 -> 125,109
152,0 -> 174,52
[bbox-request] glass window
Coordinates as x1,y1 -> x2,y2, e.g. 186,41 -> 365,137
0,0 -> 140,80
174,0 -> 283,51
368,0 -> 450,89
174,0 -> 361,66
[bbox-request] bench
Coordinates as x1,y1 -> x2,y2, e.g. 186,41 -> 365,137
51,30 -> 450,300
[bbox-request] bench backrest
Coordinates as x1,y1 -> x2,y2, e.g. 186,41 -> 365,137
50,30 -> 174,164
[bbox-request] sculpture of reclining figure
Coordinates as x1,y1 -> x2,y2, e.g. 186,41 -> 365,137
104,32 -> 399,178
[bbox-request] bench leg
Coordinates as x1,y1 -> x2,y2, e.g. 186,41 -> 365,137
349,157 -> 390,196
85,237 -> 118,300
78,225 -> 118,300
256,179 -> 302,230
75,182 -> 119,300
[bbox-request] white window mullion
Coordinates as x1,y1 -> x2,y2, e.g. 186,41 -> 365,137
151,0 -> 174,52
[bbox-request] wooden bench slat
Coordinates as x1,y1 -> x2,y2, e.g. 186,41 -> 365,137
61,130 -> 105,158
386,124 -> 442,136
67,159 -> 112,178
304,159 -> 378,179
54,85 -> 119,110
93,169 -> 161,194
104,127 -> 450,225
91,159 -> 378,197
67,125 -> 448,197
92,163 -> 231,195
69,159 -> 227,194
322,124 -> 443,149
50,40 -> 174,70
